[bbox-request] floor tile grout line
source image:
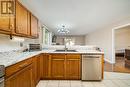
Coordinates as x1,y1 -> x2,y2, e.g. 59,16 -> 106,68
121,79 -> 130,86
102,80 -> 114,87
45,80 -> 48,87
111,80 -> 122,87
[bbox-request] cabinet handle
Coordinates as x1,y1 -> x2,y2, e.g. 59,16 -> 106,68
67,59 -> 80,61
10,24 -> 14,28
19,63 -> 29,68
52,59 -> 65,61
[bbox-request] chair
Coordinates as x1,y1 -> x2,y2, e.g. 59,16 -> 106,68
125,49 -> 130,67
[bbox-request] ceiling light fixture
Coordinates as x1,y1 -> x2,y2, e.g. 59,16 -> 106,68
57,25 -> 70,34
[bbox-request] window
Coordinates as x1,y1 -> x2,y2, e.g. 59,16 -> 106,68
65,37 -> 75,46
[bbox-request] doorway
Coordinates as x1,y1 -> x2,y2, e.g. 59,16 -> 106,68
112,24 -> 130,73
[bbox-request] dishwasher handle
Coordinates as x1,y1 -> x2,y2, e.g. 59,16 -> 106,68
82,55 -> 102,58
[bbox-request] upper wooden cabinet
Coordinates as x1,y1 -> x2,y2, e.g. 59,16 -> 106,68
0,0 -> 14,33
0,1 -> 38,38
0,15 -> 14,34
0,16 -> 10,32
15,1 -> 30,36
31,14 -> 38,38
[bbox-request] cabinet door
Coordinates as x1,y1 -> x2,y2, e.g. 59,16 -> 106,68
66,54 -> 81,79
42,54 -> 50,79
0,1 -> 14,33
0,16 -> 10,32
31,14 -> 38,38
0,16 -> 14,33
37,55 -> 41,82
32,57 -> 38,86
5,64 -> 33,87
27,12 -> 31,35
16,1 -> 29,35
51,54 -> 65,79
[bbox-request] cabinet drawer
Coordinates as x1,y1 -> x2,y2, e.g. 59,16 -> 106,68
51,54 -> 66,59
66,54 -> 81,59
5,58 -> 33,78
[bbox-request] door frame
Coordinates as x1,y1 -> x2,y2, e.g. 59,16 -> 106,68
112,23 -> 130,63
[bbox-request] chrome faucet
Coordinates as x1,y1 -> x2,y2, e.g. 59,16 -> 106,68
64,44 -> 68,51
64,37 -> 68,51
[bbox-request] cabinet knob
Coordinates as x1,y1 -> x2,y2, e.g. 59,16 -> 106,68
10,24 -> 14,29
19,63 -> 29,68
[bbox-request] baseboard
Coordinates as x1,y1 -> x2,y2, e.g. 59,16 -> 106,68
104,58 -> 115,64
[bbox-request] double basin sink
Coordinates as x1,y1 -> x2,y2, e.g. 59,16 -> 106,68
54,50 -> 77,52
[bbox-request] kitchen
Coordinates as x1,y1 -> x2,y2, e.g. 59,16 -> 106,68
0,0 -> 130,87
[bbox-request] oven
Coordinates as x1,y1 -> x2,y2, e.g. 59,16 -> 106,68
0,65 -> 5,87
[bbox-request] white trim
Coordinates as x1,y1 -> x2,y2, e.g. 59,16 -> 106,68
112,23 -> 130,63
112,29 -> 115,63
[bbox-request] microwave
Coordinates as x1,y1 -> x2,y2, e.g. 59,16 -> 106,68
29,44 -> 42,52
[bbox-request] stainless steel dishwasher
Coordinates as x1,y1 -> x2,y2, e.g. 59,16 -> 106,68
82,54 -> 102,80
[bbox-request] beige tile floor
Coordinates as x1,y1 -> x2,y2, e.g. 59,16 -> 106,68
37,72 -> 130,87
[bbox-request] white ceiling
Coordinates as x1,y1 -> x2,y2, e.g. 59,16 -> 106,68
20,0 -> 130,35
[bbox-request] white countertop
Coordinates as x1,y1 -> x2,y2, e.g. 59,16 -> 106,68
0,49 -> 104,67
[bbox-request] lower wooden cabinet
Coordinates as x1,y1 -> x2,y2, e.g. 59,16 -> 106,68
5,54 -> 81,87
41,54 -> 81,80
32,57 -> 38,86
36,55 -> 41,82
66,54 -> 81,79
32,55 -> 42,86
51,54 -> 66,79
5,64 -> 33,87
41,54 -> 50,79
5,54 -> 43,87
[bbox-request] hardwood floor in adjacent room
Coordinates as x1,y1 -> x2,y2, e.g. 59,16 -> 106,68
104,57 -> 130,73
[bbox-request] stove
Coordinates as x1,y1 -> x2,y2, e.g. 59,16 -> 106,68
0,65 -> 5,87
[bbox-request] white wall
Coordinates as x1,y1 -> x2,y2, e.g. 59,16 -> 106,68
85,18 -> 130,63
115,26 -> 130,50
85,28 -> 112,63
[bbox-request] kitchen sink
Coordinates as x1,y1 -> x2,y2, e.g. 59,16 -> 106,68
54,50 -> 77,52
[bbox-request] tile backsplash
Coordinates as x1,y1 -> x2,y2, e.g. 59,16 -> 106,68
0,34 -> 40,52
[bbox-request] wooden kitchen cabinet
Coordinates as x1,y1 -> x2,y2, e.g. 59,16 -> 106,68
32,57 -> 38,86
31,14 -> 38,38
41,54 -> 50,79
66,54 -> 81,79
41,54 -> 81,80
51,54 -> 66,79
15,1 -> 30,36
0,17 -> 10,33
36,55 -> 41,82
5,64 -> 33,87
32,54 -> 42,86
0,16 -> 15,34
0,0 -> 39,38
5,58 -> 33,78
5,53 -> 81,87
0,0 -> 15,34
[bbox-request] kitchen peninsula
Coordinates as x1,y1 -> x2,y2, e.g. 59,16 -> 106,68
0,46 -> 104,87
